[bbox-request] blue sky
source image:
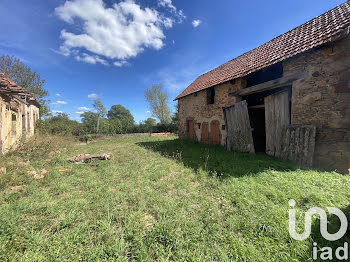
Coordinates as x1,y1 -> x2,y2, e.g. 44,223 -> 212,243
0,0 -> 344,122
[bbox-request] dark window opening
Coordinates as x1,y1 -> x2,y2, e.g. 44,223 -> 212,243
222,125 -> 226,130
11,114 -> 17,135
246,62 -> 283,88
27,112 -> 30,132
197,123 -> 201,129
207,87 -> 215,104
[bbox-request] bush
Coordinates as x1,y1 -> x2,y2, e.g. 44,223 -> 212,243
38,113 -> 83,136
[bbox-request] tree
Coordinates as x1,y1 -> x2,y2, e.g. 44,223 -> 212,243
108,105 -> 134,122
145,84 -> 171,124
107,105 -> 135,134
93,99 -> 106,133
144,117 -> 156,132
0,55 -> 48,102
81,111 -> 98,133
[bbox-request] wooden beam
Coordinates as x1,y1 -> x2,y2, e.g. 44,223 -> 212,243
229,73 -> 303,97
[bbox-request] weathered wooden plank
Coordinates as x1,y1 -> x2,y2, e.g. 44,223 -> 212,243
209,120 -> 221,145
224,100 -> 255,153
201,122 -> 209,144
229,73 -> 303,97
265,90 -> 290,157
280,125 -> 316,166
265,94 -> 274,155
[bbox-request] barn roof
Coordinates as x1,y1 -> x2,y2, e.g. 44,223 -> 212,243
175,1 -> 350,100
0,72 -> 40,107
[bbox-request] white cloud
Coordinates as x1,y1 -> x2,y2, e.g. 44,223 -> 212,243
76,111 -> 84,114
88,93 -> 99,99
75,53 -> 108,65
158,0 -> 185,22
113,60 -> 129,67
55,93 -> 61,97
52,100 -> 68,105
52,110 -> 64,114
192,19 -> 202,28
76,106 -> 90,111
55,0 -> 184,66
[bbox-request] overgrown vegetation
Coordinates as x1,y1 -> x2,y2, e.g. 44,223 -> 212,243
0,136 -> 348,261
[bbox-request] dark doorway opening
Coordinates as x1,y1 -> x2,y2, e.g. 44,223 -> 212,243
248,107 -> 266,152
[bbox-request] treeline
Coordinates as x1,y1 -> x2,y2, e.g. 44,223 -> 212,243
38,110 -> 177,137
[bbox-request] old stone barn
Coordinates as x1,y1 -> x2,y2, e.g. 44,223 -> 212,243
0,73 -> 40,153
176,2 -> 350,173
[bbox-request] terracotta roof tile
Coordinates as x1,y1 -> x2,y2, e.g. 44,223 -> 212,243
0,72 -> 40,106
175,1 -> 350,100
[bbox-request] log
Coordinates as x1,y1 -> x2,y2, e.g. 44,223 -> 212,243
68,153 -> 113,163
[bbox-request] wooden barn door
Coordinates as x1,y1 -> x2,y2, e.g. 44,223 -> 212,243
187,120 -> 195,141
209,121 -> 220,145
201,122 -> 209,144
224,100 -> 255,153
265,90 -> 290,157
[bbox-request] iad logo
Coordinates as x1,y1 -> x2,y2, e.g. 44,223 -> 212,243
288,199 -> 348,260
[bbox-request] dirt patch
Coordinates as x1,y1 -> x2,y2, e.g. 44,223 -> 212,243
10,185 -> 26,192
143,213 -> 155,229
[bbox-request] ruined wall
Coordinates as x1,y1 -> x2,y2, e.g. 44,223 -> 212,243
284,35 -> 350,173
178,79 -> 245,145
0,95 -> 39,154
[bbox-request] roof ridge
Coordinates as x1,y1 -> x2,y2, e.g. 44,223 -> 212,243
198,1 -> 350,78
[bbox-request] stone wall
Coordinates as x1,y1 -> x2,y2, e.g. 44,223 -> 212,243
177,35 -> 349,173
178,79 -> 245,145
284,35 -> 350,173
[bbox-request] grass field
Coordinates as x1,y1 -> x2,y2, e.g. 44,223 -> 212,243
0,136 -> 349,261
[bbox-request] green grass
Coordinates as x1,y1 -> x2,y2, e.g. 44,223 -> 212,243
0,136 -> 349,261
